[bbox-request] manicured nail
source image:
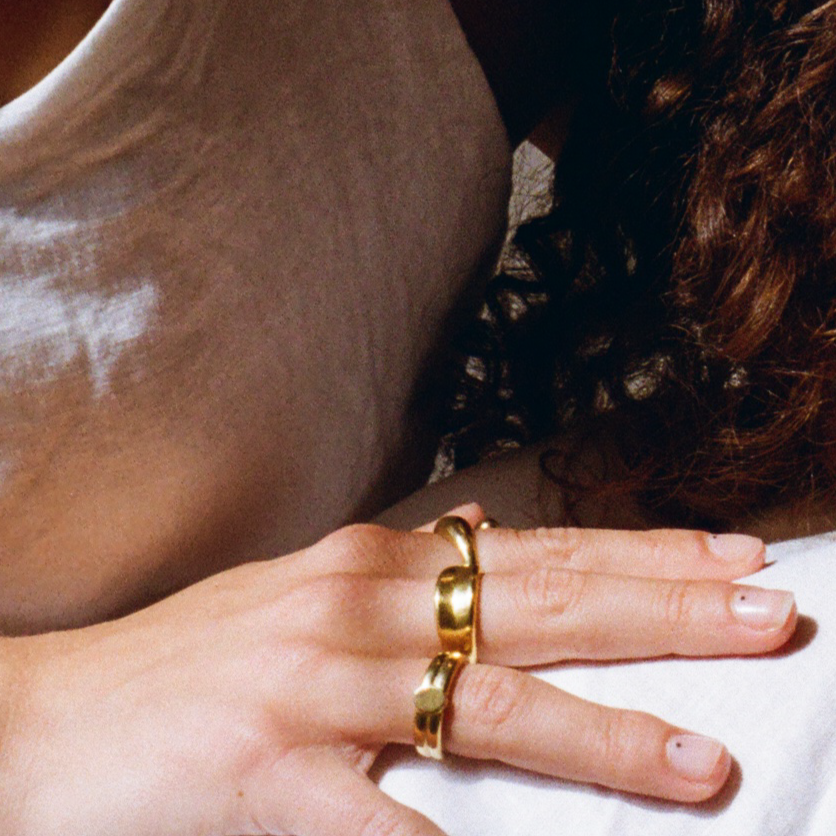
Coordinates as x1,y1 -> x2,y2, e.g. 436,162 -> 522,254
707,533 -> 764,563
667,734 -> 728,782
730,587 -> 795,630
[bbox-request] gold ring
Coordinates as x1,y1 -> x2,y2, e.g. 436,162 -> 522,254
433,515 -> 499,663
435,564 -> 481,663
413,651 -> 467,760
434,516 -> 480,571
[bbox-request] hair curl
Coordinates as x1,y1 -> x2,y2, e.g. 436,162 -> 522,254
445,0 -> 836,526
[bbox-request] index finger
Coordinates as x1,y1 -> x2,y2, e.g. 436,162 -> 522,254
469,525 -> 766,580
414,507 -> 765,580
298,520 -> 765,582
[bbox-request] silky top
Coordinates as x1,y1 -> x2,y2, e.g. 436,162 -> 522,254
0,0 -> 511,630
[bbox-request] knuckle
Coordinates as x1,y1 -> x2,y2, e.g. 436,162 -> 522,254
357,807 -> 421,836
520,565 -> 585,619
656,580 -> 696,629
456,666 -> 528,736
333,741 -> 380,774
528,526 -> 584,563
296,573 -> 368,639
229,710 -> 294,781
281,641 -> 335,681
596,708 -> 640,771
318,523 -> 393,570
214,644 -> 333,776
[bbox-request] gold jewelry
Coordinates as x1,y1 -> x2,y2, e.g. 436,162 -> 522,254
413,651 -> 467,760
435,564 -> 481,663
434,515 -> 480,571
433,515 -> 499,663
416,516 -> 499,759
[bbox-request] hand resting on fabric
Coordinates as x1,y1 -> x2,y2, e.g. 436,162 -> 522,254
0,505 -> 795,835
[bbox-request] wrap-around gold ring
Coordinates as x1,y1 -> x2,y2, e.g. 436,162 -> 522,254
414,515 -> 498,760
413,651 -> 467,760
433,516 -> 494,664
434,515 -> 480,571
434,564 -> 481,663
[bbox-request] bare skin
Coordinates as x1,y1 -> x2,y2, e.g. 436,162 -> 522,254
0,0 -> 113,106
0,0 -> 585,634
1,505 -> 796,834
377,435 -> 836,544
0,0 -> 509,633
446,0 -> 594,144
0,2 -> 806,832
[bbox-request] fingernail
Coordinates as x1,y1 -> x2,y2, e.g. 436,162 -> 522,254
730,587 -> 795,630
706,533 -> 764,563
667,734 -> 728,782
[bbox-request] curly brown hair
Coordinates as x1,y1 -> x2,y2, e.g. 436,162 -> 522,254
445,0 -> 836,526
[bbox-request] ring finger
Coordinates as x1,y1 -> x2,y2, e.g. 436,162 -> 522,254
319,656 -> 732,803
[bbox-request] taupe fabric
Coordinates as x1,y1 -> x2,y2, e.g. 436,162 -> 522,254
0,0 -> 511,629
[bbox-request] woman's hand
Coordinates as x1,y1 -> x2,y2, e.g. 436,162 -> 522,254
1,506 -> 795,835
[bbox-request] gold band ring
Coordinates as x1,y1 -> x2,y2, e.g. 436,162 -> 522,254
433,515 -> 497,663
413,651 -> 467,760
435,564 -> 481,663
415,515 -> 499,759
434,516 -> 480,571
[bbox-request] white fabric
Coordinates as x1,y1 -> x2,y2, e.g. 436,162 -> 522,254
0,0 -> 510,626
376,532 -> 836,835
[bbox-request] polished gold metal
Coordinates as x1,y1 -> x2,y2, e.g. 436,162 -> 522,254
435,564 -> 481,663
477,518 -> 499,530
432,515 -> 497,663
413,651 -> 467,760
433,515 -> 479,571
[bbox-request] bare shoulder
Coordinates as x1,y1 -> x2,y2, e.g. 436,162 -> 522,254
375,437 -> 655,532
377,434 -> 836,543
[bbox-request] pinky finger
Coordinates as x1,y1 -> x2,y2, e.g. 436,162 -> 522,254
266,748 -> 449,836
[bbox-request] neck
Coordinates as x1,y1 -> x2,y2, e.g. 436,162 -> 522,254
0,0 -> 113,107
447,0 -> 615,146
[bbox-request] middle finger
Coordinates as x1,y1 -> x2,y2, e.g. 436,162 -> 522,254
292,569 -> 797,665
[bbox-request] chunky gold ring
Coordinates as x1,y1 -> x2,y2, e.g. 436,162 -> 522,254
435,564 -> 481,663
433,515 -> 499,663
413,651 -> 467,760
434,515 -> 480,571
